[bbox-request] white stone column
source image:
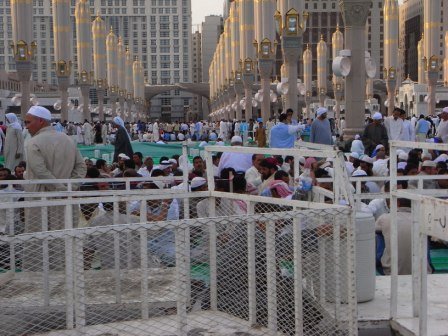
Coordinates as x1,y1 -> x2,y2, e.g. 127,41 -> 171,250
317,35 -> 328,107
303,45 -> 312,118
53,0 -> 72,122
92,14 -> 107,121
332,25 -> 344,122
424,0 -> 441,116
339,0 -> 372,138
384,0 -> 399,116
11,0 -> 35,119
75,0 -> 93,121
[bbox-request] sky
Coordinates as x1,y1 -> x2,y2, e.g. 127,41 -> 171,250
191,0 -> 223,27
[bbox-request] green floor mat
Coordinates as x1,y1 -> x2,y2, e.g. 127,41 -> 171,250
430,248 -> 448,273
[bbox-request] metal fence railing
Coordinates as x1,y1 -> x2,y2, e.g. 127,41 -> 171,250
388,141 -> 448,336
0,186 -> 356,336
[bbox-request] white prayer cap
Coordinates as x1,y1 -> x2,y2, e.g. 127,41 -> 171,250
421,160 -> 436,168
434,154 -> 448,163
316,107 -> 328,117
372,112 -> 383,120
231,135 -> 243,144
27,106 -> 52,121
159,160 -> 172,169
118,153 -> 130,160
352,169 -> 367,177
350,152 -> 360,159
375,144 -> 385,151
354,134 -> 361,140
168,159 -> 177,164
298,156 -> 306,165
398,152 -> 409,161
438,107 -> 448,115
190,177 -> 207,189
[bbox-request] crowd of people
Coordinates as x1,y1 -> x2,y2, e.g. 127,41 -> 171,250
0,105 -> 447,275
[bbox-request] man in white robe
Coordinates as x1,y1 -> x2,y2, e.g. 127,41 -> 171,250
82,120 -> 93,145
384,108 -> 403,141
152,120 -> 160,142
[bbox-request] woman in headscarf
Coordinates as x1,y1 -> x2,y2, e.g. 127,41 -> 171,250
112,116 -> 133,163
4,113 -> 24,170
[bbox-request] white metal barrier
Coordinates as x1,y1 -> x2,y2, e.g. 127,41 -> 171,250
388,140 -> 448,336
0,188 -> 356,336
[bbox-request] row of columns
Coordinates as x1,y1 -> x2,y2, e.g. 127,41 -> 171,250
11,0 -> 146,122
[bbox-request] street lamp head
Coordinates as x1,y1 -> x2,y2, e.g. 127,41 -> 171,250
16,40 -> 27,60
274,10 -> 282,34
285,9 -> 299,36
252,39 -> 258,53
235,71 -> 242,82
388,67 -> 396,80
244,58 -> 253,73
260,38 -> 272,58
301,12 -> 309,31
80,70 -> 89,83
429,56 -> 439,70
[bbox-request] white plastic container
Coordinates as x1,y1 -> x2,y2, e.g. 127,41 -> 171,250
354,211 -> 376,302
324,211 -> 376,303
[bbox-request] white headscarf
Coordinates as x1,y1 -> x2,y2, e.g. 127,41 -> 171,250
350,139 -> 365,157
5,113 -> 22,130
113,116 -> 125,128
113,116 -> 131,141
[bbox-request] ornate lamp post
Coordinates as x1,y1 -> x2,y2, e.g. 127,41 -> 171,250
117,37 -> 126,119
11,0 -> 36,119
384,0 -> 399,116
332,25 -> 344,122
52,0 -> 72,122
339,0 -> 372,138
423,0 -> 441,116
317,35 -> 328,107
230,1 -> 243,121
254,38 -> 276,122
106,27 -> 118,116
242,58 -> 254,121
75,0 -> 94,121
303,44 -> 312,118
125,47 -> 134,120
418,34 -> 425,84
133,57 -> 142,121
254,0 -> 276,122
92,14 -> 107,121
274,2 -> 308,118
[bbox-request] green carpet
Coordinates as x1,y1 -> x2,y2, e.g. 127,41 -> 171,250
0,141 -> 213,167
77,142 -> 189,164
